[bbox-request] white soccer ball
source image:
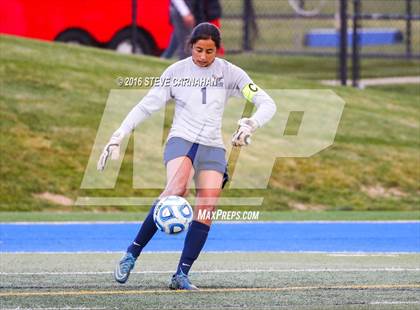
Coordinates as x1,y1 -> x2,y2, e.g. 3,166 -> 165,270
153,196 -> 193,234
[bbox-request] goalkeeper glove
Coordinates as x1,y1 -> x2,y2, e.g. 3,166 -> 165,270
97,129 -> 124,171
231,118 -> 259,147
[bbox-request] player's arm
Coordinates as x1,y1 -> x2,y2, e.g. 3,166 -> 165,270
230,69 -> 277,146
97,74 -> 172,171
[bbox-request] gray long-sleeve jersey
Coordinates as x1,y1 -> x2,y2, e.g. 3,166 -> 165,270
117,57 -> 276,149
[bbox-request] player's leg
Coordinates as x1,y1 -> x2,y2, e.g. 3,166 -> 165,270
161,156 -> 195,197
127,156 -> 194,255
122,137 -> 197,259
115,156 -> 194,284
170,169 -> 223,290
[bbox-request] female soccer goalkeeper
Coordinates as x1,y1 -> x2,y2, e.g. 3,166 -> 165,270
97,22 -> 276,290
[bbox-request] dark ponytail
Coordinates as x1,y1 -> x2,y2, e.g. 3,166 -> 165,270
188,22 -> 221,49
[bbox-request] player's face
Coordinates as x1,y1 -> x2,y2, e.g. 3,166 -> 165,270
192,39 -> 217,67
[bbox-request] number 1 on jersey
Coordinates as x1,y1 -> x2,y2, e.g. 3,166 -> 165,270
201,87 -> 207,105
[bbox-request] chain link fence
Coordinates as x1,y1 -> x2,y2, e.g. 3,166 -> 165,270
220,0 -> 420,58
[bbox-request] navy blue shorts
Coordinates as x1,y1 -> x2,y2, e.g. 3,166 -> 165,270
163,137 -> 229,188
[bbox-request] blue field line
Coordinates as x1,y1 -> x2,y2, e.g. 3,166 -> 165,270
0,222 -> 419,253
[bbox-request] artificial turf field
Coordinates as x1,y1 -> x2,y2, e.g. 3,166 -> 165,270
1,252 -> 419,309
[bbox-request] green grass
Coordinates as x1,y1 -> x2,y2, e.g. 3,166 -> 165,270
0,35 -> 419,213
2,252 -> 419,309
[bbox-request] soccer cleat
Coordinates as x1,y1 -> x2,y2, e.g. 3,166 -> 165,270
114,252 -> 136,284
168,271 -> 198,290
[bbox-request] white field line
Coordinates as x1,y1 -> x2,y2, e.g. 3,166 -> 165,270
1,220 -> 419,224
1,268 -> 420,276
327,253 -> 402,257
1,251 -> 417,255
370,301 -> 420,305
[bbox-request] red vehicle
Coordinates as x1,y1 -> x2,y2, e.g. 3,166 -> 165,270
0,0 -> 172,55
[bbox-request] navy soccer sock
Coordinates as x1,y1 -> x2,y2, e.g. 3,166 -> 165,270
176,220 -> 210,275
127,200 -> 158,258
